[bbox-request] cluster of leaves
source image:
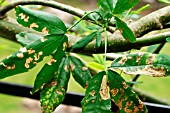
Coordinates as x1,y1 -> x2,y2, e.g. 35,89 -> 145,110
1,0 -> 170,113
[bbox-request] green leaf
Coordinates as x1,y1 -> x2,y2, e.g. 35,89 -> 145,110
70,56 -> 92,88
0,34 -> 65,79
96,31 -> 102,48
81,71 -> 111,113
98,0 -> 113,13
15,6 -> 67,34
115,16 -> 136,43
72,31 -> 97,50
32,35 -> 68,93
40,57 -> 70,113
16,32 -> 43,46
93,54 -> 104,65
87,62 -> 104,71
108,70 -> 148,113
159,0 -> 170,4
113,0 -> 140,14
147,44 -> 159,53
166,37 -> 170,42
132,4 -> 150,14
110,52 -> 170,77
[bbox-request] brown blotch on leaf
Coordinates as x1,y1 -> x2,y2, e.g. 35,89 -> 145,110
70,63 -> 75,71
63,42 -> 67,51
24,16 -> 29,22
17,53 -> 24,58
25,57 -> 33,68
133,106 -> 139,113
125,101 -> 133,108
146,54 -> 155,65
64,65 -> 68,72
43,105 -> 48,109
34,52 -> 43,61
6,64 -> 16,70
124,107 -> 132,113
42,27 -> 49,34
136,53 -> 144,64
33,62 -> 38,65
51,81 -> 57,86
99,75 -> 109,100
56,90 -> 62,95
90,90 -> 95,96
84,82 -> 88,89
142,65 -> 166,77
117,99 -> 123,109
82,66 -> 88,71
30,23 -> 39,28
110,88 -> 119,96
118,56 -> 127,65
119,28 -> 123,33
19,13 -> 29,22
47,58 -> 57,65
122,81 -> 128,89
41,38 -> 47,42
92,99 -> 95,103
28,48 -> 36,54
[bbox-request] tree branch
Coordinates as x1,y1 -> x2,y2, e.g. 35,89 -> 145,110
0,19 -> 169,54
130,6 -> 170,37
0,0 -> 84,18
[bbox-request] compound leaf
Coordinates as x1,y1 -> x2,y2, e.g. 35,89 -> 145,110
115,16 -> 136,43
0,34 -> 65,79
15,6 -> 67,34
40,57 -> 70,113
108,70 -> 148,113
81,71 -> 111,113
72,31 -> 97,50
114,0 -> 140,14
110,52 -> 170,77
70,56 -> 92,88
32,35 -> 68,93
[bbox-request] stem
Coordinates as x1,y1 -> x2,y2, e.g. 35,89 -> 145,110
104,28 -> 108,79
67,11 -> 103,31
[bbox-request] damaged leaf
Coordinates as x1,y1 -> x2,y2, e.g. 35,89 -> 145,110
15,6 -> 67,34
115,16 -> 136,43
40,57 -> 70,113
108,70 -> 148,113
81,71 -> 111,113
70,56 -> 92,88
110,52 -> 170,77
32,35 -> 68,94
0,34 -> 65,79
